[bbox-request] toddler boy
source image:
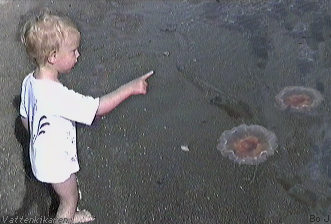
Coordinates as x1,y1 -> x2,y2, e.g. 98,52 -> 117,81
20,11 -> 153,223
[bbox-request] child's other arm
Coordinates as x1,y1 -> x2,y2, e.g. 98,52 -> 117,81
96,71 -> 153,116
21,116 -> 28,130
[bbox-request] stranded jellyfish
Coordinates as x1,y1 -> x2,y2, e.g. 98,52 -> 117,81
275,86 -> 323,113
217,124 -> 277,165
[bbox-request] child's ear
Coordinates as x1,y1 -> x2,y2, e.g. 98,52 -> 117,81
47,50 -> 57,64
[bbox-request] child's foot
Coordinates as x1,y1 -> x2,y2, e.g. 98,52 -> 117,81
73,209 -> 95,223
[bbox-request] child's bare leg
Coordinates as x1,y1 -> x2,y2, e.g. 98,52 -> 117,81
52,174 -> 95,223
52,174 -> 78,223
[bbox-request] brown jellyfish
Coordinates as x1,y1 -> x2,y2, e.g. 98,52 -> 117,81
275,86 -> 323,113
217,124 -> 277,165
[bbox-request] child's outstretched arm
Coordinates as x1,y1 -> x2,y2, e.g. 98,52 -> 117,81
96,70 -> 153,116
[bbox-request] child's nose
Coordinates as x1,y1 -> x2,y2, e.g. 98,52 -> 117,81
75,50 -> 80,58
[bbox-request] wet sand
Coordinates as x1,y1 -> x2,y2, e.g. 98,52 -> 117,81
2,0 -> 331,223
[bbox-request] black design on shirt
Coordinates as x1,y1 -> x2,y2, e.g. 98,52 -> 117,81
33,115 -> 50,143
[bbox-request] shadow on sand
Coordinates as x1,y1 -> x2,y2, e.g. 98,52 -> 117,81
4,95 -> 59,219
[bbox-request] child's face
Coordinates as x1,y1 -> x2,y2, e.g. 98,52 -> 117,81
54,33 -> 80,74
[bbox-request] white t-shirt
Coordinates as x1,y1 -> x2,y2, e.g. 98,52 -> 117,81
20,72 -> 100,183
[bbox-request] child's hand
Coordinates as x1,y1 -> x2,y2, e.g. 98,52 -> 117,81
96,70 -> 154,116
128,70 -> 154,95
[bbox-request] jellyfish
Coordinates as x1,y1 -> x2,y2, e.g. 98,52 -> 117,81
275,86 -> 323,113
217,124 -> 277,165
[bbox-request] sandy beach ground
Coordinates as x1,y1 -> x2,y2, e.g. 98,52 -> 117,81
1,0 -> 331,223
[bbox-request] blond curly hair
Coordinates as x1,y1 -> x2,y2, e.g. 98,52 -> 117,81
21,11 -> 80,66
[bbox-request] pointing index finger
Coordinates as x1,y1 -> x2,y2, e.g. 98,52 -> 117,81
141,70 -> 154,80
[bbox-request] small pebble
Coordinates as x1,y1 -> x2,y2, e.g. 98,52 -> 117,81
181,145 -> 189,152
